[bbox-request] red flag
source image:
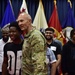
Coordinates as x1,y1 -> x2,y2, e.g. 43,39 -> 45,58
48,2 -> 66,75
48,1 -> 66,45
48,5 -> 62,32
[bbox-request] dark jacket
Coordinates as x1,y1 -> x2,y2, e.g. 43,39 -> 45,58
61,41 -> 75,74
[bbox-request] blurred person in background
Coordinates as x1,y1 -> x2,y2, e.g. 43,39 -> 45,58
0,27 -> 9,75
61,29 -> 75,75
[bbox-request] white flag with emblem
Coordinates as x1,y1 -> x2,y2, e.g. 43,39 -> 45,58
20,0 -> 28,14
33,0 -> 48,30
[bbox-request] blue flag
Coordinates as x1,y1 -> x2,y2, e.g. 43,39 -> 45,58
0,0 -> 15,28
62,1 -> 75,29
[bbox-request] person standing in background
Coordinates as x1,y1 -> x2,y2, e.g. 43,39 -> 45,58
17,13 -> 47,75
46,47 -> 56,75
0,27 -> 9,75
40,29 -> 57,75
61,29 -> 75,75
2,21 -> 23,75
44,27 -> 61,75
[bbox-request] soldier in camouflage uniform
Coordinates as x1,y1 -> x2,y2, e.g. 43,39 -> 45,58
17,13 -> 47,75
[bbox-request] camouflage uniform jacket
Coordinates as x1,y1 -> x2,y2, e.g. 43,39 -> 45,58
22,28 -> 47,75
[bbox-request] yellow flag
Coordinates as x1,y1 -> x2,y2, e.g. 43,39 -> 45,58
33,0 -> 48,30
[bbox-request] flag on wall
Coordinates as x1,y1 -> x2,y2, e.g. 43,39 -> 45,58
0,0 -> 15,28
19,0 -> 28,14
33,0 -> 48,30
48,1 -> 66,45
62,0 -> 75,40
62,0 -> 75,29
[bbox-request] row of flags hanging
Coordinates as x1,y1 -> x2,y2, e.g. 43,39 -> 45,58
0,0 -> 75,45
0,0 -> 16,28
0,0 -> 74,74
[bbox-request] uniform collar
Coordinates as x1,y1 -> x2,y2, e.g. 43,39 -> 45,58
24,27 -> 35,38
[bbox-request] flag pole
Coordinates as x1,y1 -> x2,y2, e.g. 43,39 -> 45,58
9,0 -> 12,6
54,0 -> 56,5
40,0 -> 42,2
68,0 -> 72,8
9,0 -> 14,14
54,0 -> 57,9
39,0 -> 43,9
